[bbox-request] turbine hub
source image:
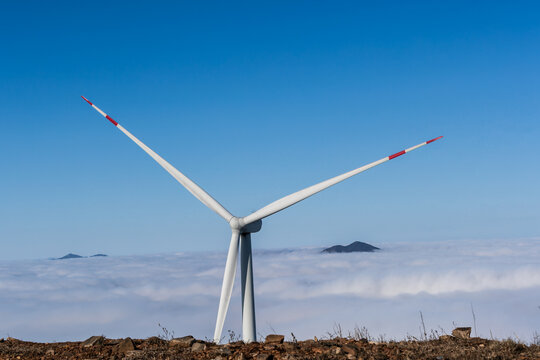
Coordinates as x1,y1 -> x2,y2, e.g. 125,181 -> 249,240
229,217 -> 242,230
229,217 -> 262,234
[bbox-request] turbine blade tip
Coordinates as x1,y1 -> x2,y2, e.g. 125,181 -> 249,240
427,135 -> 443,144
81,96 -> 92,106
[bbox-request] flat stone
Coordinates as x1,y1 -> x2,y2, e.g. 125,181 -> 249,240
283,343 -> 296,351
265,334 -> 285,344
82,336 -> 105,347
342,344 -> 358,356
170,335 -> 195,346
116,337 -> 135,353
125,350 -> 143,357
439,335 -> 453,341
45,349 -> 55,355
452,327 -> 471,339
191,342 -> 207,352
256,354 -> 273,360
145,336 -> 166,346
218,347 -> 232,355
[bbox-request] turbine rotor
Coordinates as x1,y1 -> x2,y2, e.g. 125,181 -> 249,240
230,217 -> 263,234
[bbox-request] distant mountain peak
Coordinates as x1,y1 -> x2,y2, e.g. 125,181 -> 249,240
322,241 -> 380,254
55,253 -> 108,260
58,253 -> 84,260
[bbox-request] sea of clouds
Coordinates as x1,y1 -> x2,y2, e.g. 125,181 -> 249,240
0,238 -> 539,343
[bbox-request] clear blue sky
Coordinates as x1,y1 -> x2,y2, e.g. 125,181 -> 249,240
1,1 -> 539,260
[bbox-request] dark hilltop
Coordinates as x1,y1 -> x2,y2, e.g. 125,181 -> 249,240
322,241 -> 380,253
55,253 -> 108,260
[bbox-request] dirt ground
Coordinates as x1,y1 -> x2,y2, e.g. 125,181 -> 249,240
0,334 -> 538,360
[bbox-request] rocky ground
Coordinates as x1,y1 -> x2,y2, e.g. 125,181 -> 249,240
0,332 -> 538,360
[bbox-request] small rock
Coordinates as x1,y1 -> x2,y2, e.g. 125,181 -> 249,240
125,350 -> 143,357
342,344 -> 358,356
283,343 -> 296,351
170,335 -> 195,346
145,336 -> 166,346
191,342 -> 207,352
333,346 -> 342,354
82,336 -> 105,347
265,334 -> 285,344
514,343 -> 526,353
116,337 -> 135,354
283,356 -> 297,360
236,353 -> 247,360
218,347 -> 232,355
439,335 -> 453,341
6,337 -> 17,341
256,354 -> 273,360
451,327 -> 471,339
45,349 -> 55,356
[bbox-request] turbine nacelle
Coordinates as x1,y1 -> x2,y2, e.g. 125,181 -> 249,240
230,216 -> 263,234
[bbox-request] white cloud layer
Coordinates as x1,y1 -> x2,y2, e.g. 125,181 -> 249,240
0,238 -> 539,343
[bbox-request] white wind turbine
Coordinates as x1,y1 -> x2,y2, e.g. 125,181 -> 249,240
82,96 -> 443,343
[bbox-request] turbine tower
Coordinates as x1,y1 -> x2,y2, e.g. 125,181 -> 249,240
82,96 -> 443,343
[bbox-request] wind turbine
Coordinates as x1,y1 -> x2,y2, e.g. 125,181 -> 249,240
82,96 -> 443,343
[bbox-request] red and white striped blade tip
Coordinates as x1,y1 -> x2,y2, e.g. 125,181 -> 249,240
81,95 -> 93,105
427,136 -> 443,144
81,96 -> 119,126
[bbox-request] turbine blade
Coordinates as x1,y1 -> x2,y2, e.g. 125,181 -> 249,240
82,96 -> 234,222
241,136 -> 443,225
214,230 -> 241,343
